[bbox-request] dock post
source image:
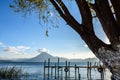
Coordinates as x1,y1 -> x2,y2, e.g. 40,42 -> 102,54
55,63 -> 57,79
58,58 -> 60,80
44,60 -> 46,80
98,65 -> 104,80
87,61 -> 90,79
78,67 -> 80,79
61,67 -> 63,80
89,62 -> 92,80
68,62 -> 70,79
51,67 -> 53,78
78,74 -> 81,80
65,61 -> 68,80
75,64 -> 77,80
48,58 -> 50,80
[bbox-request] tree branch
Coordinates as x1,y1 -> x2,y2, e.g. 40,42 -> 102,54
93,0 -> 120,49
110,0 -> 120,33
50,0 -> 107,52
75,0 -> 94,34
50,0 -> 82,34
74,0 -> 107,52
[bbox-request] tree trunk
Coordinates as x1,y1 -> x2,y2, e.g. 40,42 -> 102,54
97,46 -> 120,80
79,28 -> 120,80
50,0 -> 120,79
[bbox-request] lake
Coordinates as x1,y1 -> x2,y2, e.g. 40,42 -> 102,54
0,62 -> 111,80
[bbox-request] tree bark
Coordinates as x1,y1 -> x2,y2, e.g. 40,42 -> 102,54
97,46 -> 120,80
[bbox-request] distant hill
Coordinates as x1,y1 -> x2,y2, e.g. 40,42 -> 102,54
23,52 -> 68,62
0,60 -> 13,62
69,58 -> 99,62
22,52 -> 99,62
0,52 -> 99,62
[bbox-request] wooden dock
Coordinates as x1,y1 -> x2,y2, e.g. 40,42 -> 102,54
44,58 -> 106,80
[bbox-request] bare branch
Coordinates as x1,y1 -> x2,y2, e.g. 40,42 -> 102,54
75,0 -> 94,34
110,0 -> 120,32
93,0 -> 120,50
50,0 -> 82,34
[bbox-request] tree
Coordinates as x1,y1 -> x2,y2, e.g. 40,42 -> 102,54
11,0 -> 120,79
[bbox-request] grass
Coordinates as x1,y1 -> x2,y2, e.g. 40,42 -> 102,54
0,66 -> 28,80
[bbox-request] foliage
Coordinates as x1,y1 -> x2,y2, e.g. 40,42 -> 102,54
0,66 -> 26,80
10,0 -> 60,36
10,0 -> 47,15
10,0 -> 55,23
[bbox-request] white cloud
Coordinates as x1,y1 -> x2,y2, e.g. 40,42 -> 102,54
4,46 -> 19,54
0,42 -> 5,47
0,42 -> 3,46
0,52 -> 36,59
17,46 -> 30,50
4,46 -> 30,54
37,48 -> 49,53
0,43 -> 35,59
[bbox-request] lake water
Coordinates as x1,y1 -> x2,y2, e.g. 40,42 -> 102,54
0,62 -> 111,80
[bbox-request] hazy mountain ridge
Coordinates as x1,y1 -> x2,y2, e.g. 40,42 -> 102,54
20,52 -> 99,62
0,52 -> 99,62
24,52 -> 68,62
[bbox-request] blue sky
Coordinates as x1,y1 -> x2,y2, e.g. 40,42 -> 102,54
0,0 -> 109,59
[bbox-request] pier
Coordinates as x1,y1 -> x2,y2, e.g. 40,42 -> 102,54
44,58 -> 106,80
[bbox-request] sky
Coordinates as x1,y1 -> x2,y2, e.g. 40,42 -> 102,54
0,0 -> 109,59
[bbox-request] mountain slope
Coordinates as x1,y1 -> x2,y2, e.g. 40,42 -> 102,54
24,52 -> 68,62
